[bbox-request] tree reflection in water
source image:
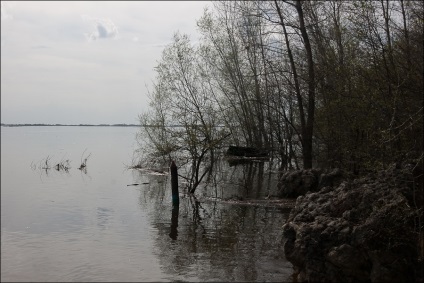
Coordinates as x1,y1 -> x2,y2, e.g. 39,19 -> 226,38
132,160 -> 294,282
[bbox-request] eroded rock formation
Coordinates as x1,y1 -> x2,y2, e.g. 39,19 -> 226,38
278,168 -> 344,198
283,162 -> 423,282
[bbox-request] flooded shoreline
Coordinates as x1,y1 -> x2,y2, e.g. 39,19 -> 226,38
1,126 -> 295,282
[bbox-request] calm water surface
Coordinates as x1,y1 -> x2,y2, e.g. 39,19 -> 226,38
1,126 -> 294,282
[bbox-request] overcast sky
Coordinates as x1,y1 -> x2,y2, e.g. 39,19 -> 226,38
1,1 -> 209,124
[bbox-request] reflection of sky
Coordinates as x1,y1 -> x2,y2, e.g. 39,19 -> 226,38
1,126 -> 295,282
1,126 -> 163,281
1,127 -> 141,234
1,228 -> 163,282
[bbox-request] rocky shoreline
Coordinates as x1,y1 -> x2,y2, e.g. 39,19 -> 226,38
279,161 -> 423,282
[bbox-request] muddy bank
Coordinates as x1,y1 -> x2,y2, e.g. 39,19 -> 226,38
282,161 -> 423,282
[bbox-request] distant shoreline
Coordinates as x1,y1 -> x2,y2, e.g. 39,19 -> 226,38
1,123 -> 203,128
1,123 -> 141,127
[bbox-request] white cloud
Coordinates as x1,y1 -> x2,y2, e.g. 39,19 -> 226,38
81,15 -> 118,41
1,2 -> 13,21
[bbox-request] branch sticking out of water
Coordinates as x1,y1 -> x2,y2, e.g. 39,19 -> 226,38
38,155 -> 52,170
55,159 -> 71,172
31,155 -> 73,173
78,149 -> 92,170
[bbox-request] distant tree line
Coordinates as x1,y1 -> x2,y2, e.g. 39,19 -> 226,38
139,0 -> 423,187
1,123 -> 140,127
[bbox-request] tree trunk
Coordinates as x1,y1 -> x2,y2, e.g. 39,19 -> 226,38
295,0 -> 316,169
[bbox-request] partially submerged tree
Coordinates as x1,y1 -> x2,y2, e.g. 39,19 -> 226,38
139,33 -> 229,193
138,0 -> 423,184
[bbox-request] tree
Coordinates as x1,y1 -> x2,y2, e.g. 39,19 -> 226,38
139,0 -> 423,182
272,0 -> 316,169
139,33 -> 229,193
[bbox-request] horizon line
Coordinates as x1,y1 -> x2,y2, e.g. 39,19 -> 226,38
1,123 -> 140,127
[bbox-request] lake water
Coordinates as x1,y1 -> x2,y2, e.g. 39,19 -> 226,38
1,126 -> 294,282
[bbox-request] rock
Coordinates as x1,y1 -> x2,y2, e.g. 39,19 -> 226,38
278,168 -> 344,198
318,168 -> 344,189
282,163 -> 423,282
